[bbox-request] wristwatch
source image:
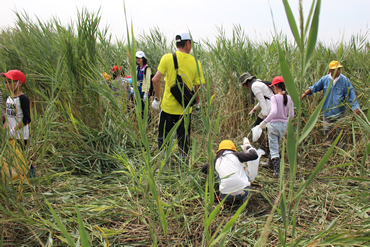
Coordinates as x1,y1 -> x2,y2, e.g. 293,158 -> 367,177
154,97 -> 160,102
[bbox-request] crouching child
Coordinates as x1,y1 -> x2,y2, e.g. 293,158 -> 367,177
214,139 -> 258,204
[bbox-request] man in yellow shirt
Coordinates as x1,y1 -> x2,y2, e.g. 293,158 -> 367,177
152,32 -> 204,157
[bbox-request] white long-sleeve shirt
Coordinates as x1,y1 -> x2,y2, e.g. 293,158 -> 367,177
251,80 -> 274,119
215,149 -> 258,195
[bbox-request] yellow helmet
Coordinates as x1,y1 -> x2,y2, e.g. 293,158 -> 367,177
217,140 -> 237,153
103,72 -> 111,81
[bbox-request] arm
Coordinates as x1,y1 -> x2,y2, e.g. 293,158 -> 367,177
263,96 -> 277,123
301,88 -> 312,100
252,85 -> 269,118
18,95 -> 31,130
253,102 -> 260,111
194,85 -> 200,104
346,81 -> 360,113
233,149 -> 258,163
193,60 -> 204,104
302,77 -> 326,99
142,67 -> 152,93
152,71 -> 163,99
289,98 -> 295,119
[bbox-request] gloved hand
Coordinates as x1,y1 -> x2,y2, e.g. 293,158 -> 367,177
143,93 -> 147,102
258,121 -> 267,129
9,128 -> 16,139
194,103 -> 200,111
249,109 -> 256,116
240,137 -> 252,152
152,98 -> 160,110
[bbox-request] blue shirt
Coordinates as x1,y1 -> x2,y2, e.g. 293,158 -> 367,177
308,74 -> 360,118
136,65 -> 145,98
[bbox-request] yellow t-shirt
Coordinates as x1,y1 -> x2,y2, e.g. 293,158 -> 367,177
157,51 -> 204,115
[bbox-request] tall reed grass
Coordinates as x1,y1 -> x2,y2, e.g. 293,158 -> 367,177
0,1 -> 369,245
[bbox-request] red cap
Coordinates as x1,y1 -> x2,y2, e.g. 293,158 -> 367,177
112,65 -> 122,72
126,76 -> 132,79
0,70 -> 26,84
270,76 -> 284,87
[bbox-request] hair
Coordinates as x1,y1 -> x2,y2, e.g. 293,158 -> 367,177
112,68 -> 125,79
247,78 -> 257,105
136,57 -> 148,66
175,35 -> 189,48
274,82 -> 288,106
213,149 -> 235,165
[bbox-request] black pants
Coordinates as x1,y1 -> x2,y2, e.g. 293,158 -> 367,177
158,110 -> 191,155
254,116 -> 264,126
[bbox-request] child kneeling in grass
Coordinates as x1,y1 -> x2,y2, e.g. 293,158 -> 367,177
1,70 -> 33,176
214,139 -> 258,204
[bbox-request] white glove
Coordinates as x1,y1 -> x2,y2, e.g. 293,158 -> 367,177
9,128 -> 16,138
240,137 -> 252,152
258,121 -> 267,129
152,98 -> 160,110
143,93 -> 147,102
194,103 -> 200,110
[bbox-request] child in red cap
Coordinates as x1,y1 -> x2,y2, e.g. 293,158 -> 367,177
0,70 -> 33,176
256,76 -> 295,178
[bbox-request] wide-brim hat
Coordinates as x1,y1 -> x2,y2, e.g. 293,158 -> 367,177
239,72 -> 255,86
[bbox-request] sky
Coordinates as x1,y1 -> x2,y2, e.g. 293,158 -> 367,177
1,0 -> 369,45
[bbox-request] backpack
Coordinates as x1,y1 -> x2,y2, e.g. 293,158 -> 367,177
261,80 -> 274,92
259,80 -> 274,99
143,66 -> 155,97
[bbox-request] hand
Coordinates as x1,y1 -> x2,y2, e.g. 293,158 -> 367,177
258,121 -> 267,129
301,89 -> 311,100
354,109 -> 361,115
240,137 -> 251,152
243,137 -> 250,145
9,128 -> 16,138
249,109 -> 256,116
152,98 -> 160,110
194,103 -> 200,111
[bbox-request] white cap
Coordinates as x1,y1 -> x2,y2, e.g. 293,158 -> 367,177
135,51 -> 145,58
175,32 -> 197,43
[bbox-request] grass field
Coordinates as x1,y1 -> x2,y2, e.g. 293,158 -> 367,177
1,1 -> 370,246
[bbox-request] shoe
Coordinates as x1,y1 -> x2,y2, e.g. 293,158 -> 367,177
272,158 -> 280,178
260,159 -> 273,170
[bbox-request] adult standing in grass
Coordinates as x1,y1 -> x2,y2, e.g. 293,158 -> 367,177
136,51 -> 152,121
257,76 -> 294,177
151,32 -> 204,159
301,61 -> 361,145
240,72 -> 274,155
